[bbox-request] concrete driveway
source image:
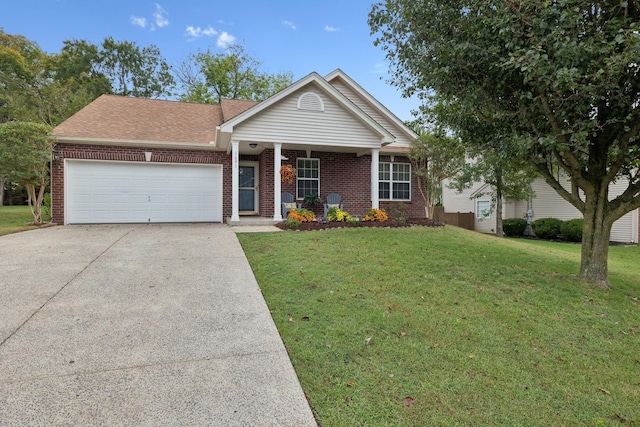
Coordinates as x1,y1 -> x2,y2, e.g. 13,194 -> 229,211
0,224 -> 316,426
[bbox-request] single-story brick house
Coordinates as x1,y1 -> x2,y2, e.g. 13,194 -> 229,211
50,69 -> 421,224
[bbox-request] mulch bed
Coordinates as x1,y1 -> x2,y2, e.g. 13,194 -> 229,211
275,218 -> 442,231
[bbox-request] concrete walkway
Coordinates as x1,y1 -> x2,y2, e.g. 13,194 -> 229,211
0,224 -> 315,426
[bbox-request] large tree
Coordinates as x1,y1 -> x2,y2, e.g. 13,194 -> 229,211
0,122 -> 52,223
100,37 -> 174,98
175,44 -> 293,104
369,1 -> 640,287
408,129 -> 465,219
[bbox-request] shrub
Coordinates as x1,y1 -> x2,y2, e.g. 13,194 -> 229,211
364,208 -> 388,222
532,217 -> 563,239
561,218 -> 583,242
284,218 -> 301,229
287,208 -> 316,222
387,202 -> 408,223
502,218 -> 527,237
326,206 -> 351,222
346,217 -> 360,226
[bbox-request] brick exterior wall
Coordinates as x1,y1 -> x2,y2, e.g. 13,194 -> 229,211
51,143 -> 231,224
253,150 -> 426,219
52,144 -> 427,224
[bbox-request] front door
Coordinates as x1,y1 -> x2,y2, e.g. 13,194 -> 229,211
239,162 -> 259,215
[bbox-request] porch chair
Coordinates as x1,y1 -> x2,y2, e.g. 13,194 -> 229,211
323,193 -> 343,216
281,192 -> 301,219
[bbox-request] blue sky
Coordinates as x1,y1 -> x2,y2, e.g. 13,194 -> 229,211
2,0 -> 421,122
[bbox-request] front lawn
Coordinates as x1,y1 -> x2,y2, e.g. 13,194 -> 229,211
0,205 -> 50,236
238,226 -> 640,426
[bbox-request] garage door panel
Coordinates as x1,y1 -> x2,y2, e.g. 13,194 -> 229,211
66,160 -> 222,224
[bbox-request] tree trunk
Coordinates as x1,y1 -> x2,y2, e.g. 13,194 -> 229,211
24,183 -> 43,225
495,172 -> 504,238
580,201 -> 612,289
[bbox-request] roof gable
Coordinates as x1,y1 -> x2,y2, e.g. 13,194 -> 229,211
218,72 -> 395,146
325,69 -> 418,145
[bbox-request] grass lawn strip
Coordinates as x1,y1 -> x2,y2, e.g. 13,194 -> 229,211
238,226 -> 640,426
0,206 -> 50,236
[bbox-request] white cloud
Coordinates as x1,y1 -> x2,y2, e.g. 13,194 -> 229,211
130,16 -> 147,28
282,20 -> 296,30
217,32 -> 236,48
324,25 -> 339,32
185,25 -> 220,41
153,3 -> 169,28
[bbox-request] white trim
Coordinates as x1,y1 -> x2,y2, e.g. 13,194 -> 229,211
632,208 -> 639,244
51,136 -> 221,150
378,162 -> 411,201
296,157 -> 320,200
239,161 -> 260,215
219,72 -> 395,145
324,68 -> 418,141
231,141 -> 240,222
273,143 -> 283,221
476,200 -> 491,220
371,149 -> 380,209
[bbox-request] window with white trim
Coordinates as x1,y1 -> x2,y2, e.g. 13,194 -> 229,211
476,200 -> 491,219
379,162 -> 411,200
297,158 -> 320,199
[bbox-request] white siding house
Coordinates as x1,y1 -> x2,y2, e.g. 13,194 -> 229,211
442,175 -> 640,243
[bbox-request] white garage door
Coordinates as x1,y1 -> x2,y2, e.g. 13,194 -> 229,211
66,160 -> 222,224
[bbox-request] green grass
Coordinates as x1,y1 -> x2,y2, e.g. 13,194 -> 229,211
238,226 -> 640,426
0,205 -> 50,236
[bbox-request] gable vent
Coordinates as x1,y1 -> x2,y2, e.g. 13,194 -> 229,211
297,92 -> 324,111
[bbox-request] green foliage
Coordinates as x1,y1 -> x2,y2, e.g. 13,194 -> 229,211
100,37 -> 174,98
0,122 -> 52,224
303,192 -> 320,206
284,218 -> 301,229
369,1 -> 640,285
502,218 -> 527,237
239,227 -> 640,426
561,218 -> 583,242
532,218 -> 563,240
385,202 -> 408,224
408,129 -> 465,218
175,44 -> 293,104
326,206 -> 351,222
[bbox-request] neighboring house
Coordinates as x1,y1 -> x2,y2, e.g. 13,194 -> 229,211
442,176 -> 640,244
50,69 -> 421,225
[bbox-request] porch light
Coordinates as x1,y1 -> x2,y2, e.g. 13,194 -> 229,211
52,151 -> 61,161
249,143 -> 258,148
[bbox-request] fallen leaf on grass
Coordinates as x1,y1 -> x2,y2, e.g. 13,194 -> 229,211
347,381 -> 355,387
404,397 -> 415,407
400,329 -> 407,337
628,295 -> 640,304
302,316 -> 309,321
599,388 -> 611,395
365,336 -> 373,346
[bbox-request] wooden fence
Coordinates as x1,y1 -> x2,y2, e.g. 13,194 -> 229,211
433,206 -> 475,231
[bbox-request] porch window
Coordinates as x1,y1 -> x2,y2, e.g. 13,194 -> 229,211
379,162 -> 411,201
297,158 -> 320,199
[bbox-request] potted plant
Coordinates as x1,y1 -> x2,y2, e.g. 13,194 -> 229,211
303,192 -> 320,206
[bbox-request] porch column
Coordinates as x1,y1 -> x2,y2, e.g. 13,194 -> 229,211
273,143 -> 283,221
371,148 -> 380,209
231,141 -> 240,222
